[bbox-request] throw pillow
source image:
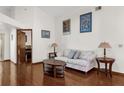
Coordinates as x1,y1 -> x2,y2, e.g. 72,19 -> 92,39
73,51 -> 81,59
67,50 -> 76,59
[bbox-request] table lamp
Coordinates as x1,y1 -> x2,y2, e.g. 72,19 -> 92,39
98,42 -> 111,58
51,43 -> 58,56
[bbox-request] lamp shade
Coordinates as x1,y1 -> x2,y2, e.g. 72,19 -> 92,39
98,42 -> 111,48
51,43 -> 58,47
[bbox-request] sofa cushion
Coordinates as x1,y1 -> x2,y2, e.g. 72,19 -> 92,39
73,51 -> 81,59
67,49 -> 76,59
67,59 -> 89,67
79,51 -> 96,61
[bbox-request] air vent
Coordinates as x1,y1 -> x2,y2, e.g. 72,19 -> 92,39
95,6 -> 102,11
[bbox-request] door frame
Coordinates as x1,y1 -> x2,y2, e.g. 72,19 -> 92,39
16,29 -> 32,64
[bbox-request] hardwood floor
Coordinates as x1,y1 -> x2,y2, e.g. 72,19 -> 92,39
0,61 -> 124,86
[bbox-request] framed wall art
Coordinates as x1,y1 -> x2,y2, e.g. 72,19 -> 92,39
80,12 -> 92,33
63,19 -> 71,35
41,30 -> 50,38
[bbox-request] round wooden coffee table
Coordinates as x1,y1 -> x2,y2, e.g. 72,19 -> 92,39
43,59 -> 66,78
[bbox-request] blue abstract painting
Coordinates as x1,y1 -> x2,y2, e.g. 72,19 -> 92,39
80,12 -> 92,33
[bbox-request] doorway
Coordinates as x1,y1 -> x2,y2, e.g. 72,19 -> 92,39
17,29 -> 32,64
0,33 -> 4,61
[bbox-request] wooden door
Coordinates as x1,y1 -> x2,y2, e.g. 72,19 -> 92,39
17,31 -> 26,64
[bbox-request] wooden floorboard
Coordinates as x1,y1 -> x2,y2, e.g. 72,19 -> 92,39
0,61 -> 124,86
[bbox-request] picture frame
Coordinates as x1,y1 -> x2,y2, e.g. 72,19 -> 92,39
80,12 -> 92,33
63,19 -> 71,35
41,30 -> 50,38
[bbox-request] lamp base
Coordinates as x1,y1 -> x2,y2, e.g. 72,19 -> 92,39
53,47 -> 57,57
104,48 -> 106,58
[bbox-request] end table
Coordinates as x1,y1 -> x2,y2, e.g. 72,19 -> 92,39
96,57 -> 115,78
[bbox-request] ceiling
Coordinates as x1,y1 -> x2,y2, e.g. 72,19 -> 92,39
0,6 -> 14,12
39,6 -> 93,17
0,6 -> 94,29
0,6 -> 14,17
0,6 -> 94,17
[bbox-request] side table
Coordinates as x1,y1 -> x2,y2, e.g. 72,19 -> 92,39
96,57 -> 115,78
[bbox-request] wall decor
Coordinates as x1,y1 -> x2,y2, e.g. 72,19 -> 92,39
41,30 -> 50,38
80,12 -> 92,33
63,19 -> 71,35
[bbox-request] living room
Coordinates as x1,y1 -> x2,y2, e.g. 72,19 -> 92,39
0,6 -> 124,87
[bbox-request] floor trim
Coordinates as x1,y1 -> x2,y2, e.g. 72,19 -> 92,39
3,59 -> 11,62
10,60 -> 17,65
32,61 -> 43,65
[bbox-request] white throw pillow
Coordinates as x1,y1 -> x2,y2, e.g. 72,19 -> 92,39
67,50 -> 76,59
73,51 -> 81,59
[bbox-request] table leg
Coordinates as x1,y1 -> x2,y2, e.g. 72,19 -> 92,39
43,63 -> 45,74
96,59 -> 100,74
63,66 -> 64,78
53,66 -> 56,78
105,63 -> 107,77
109,63 -> 113,78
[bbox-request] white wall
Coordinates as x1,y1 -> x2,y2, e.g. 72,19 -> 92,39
0,6 -> 14,18
14,7 -> 55,63
0,13 -> 28,29
0,7 -> 16,61
14,6 -> 34,28
55,7 -> 100,53
98,7 -> 124,73
0,25 -> 10,60
10,28 -> 17,63
33,7 -> 55,63
0,7 -> 25,63
55,6 -> 124,73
